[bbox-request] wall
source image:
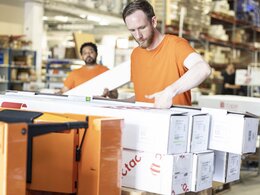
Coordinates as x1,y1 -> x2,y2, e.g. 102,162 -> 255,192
0,4 -> 24,35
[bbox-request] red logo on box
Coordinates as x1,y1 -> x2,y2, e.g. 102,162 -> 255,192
122,155 -> 141,176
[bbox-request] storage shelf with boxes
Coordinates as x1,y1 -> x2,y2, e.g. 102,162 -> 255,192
163,0 -> 260,97
0,47 -> 37,92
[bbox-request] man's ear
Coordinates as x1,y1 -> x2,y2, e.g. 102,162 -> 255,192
151,16 -> 157,28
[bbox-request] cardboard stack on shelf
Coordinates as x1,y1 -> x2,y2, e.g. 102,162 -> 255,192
212,0 -> 235,17
153,0 -> 211,36
208,25 -> 229,41
210,46 -> 231,65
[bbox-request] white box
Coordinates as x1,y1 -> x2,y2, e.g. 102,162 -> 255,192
191,151 -> 214,192
171,106 -> 211,153
198,95 -> 260,116
202,107 -> 259,154
235,67 -> 260,86
0,92 -> 190,154
213,150 -> 241,183
122,150 -> 193,195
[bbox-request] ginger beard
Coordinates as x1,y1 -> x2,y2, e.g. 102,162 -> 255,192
135,29 -> 154,49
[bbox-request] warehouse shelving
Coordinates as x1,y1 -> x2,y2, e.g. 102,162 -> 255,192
44,59 -> 84,89
0,48 -> 37,91
166,20 -> 259,70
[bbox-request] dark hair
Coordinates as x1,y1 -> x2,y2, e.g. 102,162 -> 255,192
122,0 -> 155,22
80,42 -> 98,55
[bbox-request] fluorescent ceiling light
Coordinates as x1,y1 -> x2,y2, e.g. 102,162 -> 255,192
57,24 -> 94,30
87,15 -> 101,22
54,15 -> 69,22
79,14 -> 87,19
99,19 -> 110,25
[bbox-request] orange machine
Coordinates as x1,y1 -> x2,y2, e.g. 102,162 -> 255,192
0,122 -> 28,195
0,109 -> 123,195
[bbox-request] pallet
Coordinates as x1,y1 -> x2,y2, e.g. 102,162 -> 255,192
121,187 -> 213,195
121,187 -> 159,195
212,182 -> 231,195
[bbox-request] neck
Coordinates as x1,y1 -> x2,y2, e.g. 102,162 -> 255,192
85,63 -> 98,69
146,30 -> 165,51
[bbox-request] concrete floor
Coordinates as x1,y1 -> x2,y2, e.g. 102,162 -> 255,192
224,170 -> 260,195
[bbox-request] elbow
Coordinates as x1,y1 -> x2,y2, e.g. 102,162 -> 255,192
206,65 -> 212,77
203,63 -> 211,78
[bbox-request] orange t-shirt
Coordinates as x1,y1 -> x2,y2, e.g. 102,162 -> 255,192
64,64 -> 109,90
131,34 -> 195,106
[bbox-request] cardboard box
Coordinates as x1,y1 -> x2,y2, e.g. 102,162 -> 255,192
0,92 -> 191,154
191,151 -> 214,192
122,150 -> 193,195
171,106 -> 211,153
213,150 -> 241,183
202,107 -> 259,154
198,94 -> 260,116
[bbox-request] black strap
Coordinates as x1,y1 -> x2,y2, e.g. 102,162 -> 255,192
0,109 -> 42,123
76,127 -> 87,162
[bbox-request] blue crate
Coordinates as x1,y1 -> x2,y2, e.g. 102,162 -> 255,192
0,51 -> 4,64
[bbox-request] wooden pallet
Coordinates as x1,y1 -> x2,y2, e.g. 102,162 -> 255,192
121,187 -> 213,195
185,188 -> 212,195
121,187 -> 159,195
212,182 -> 231,195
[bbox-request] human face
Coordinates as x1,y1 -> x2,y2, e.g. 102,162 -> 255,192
125,10 -> 156,49
226,64 -> 235,74
81,46 -> 97,65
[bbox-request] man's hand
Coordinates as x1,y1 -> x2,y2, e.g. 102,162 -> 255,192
145,86 -> 175,109
102,88 -> 118,99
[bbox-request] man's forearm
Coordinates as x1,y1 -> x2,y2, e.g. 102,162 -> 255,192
168,61 -> 211,97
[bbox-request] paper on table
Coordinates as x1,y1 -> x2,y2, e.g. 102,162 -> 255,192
64,61 -> 130,96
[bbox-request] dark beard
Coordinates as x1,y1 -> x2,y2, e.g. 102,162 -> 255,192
84,57 -> 96,65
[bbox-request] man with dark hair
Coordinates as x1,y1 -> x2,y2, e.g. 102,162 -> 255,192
61,42 -> 118,98
122,0 -> 211,108
80,42 -> 98,56
221,64 -> 240,95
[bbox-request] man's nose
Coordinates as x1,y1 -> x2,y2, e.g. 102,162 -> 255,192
135,30 -> 142,39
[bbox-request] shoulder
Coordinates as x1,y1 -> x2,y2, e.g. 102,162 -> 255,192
67,67 -> 81,75
221,70 -> 227,76
132,46 -> 141,53
70,66 -> 85,74
97,64 -> 109,71
165,34 -> 189,44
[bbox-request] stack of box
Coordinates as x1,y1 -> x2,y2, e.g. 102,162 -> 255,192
212,0 -> 235,16
208,25 -> 229,41
201,107 -> 259,185
0,92 -> 259,195
213,151 -> 241,183
0,92 -> 213,195
121,106 -> 213,195
210,46 -> 231,64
